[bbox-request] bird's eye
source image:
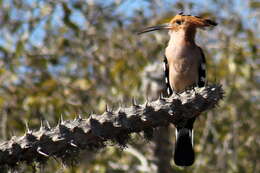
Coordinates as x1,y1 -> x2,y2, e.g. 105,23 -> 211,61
176,20 -> 182,25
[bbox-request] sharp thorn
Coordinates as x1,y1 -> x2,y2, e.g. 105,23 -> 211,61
132,98 -> 136,106
45,120 -> 51,129
70,141 -> 78,148
145,96 -> 150,107
78,114 -> 82,120
118,106 -> 124,113
145,100 -> 149,107
173,91 -> 180,97
25,121 -> 32,133
192,86 -> 196,93
106,104 -> 109,112
53,156 -> 59,163
37,147 -> 49,157
119,101 -> 122,108
40,120 -> 44,131
89,114 -> 93,120
59,114 -> 64,124
159,93 -> 164,100
111,105 -> 115,112
10,130 -> 16,137
61,114 -> 64,123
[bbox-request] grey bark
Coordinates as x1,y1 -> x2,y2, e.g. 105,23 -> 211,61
0,84 -> 223,169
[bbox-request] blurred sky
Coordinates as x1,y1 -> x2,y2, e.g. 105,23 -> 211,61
0,0 -> 256,49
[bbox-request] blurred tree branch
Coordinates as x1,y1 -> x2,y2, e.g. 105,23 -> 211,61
0,84 -> 223,169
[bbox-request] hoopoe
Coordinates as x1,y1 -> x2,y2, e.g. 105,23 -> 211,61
138,13 -> 217,166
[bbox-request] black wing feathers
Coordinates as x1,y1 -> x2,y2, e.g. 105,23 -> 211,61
197,47 -> 207,87
163,55 -> 173,96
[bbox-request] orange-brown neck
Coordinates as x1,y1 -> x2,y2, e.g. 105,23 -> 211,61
184,26 -> 196,43
168,26 -> 197,45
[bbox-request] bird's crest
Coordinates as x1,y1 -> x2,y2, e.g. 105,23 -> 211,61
169,13 -> 217,28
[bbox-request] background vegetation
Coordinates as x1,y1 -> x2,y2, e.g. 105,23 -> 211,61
0,0 -> 259,172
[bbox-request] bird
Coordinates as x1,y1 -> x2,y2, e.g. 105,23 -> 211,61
138,13 -> 217,166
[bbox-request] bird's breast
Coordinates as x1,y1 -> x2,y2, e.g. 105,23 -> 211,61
172,58 -> 191,73
166,45 -> 198,74
165,45 -> 200,92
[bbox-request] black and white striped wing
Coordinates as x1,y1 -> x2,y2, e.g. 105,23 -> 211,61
163,55 -> 173,96
197,47 -> 207,87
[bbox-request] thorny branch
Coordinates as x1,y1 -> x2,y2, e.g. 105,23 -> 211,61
0,84 -> 223,169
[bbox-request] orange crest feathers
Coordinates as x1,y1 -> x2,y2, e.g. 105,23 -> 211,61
169,13 -> 217,28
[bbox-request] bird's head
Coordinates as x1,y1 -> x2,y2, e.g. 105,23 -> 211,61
138,13 -> 217,34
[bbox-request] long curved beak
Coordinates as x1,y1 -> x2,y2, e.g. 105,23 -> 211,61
137,23 -> 171,35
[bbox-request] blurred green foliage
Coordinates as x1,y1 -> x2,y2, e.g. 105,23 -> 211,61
0,0 -> 259,172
